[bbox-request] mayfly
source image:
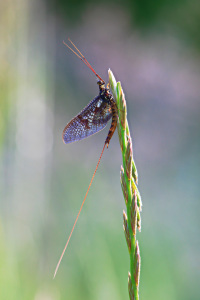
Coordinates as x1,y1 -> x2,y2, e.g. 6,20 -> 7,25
54,39 -> 118,278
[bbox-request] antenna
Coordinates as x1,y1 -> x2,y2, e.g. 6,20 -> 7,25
63,38 -> 105,83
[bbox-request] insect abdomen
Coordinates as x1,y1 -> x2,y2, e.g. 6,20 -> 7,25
105,98 -> 118,146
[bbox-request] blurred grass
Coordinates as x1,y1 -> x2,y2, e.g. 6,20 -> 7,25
0,0 -> 200,299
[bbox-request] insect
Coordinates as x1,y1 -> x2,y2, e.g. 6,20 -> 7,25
54,39 -> 118,278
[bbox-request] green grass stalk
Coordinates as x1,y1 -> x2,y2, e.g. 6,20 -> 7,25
109,70 -> 142,300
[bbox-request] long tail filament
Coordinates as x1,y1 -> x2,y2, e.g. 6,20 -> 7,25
53,143 -> 106,278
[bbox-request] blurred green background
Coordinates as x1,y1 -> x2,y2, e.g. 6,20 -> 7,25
1,0 -> 200,299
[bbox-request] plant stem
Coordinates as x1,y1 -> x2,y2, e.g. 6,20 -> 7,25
109,70 -> 142,300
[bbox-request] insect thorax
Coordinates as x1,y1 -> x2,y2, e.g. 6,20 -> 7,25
98,83 -> 112,103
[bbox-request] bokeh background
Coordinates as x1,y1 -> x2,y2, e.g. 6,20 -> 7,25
1,0 -> 200,299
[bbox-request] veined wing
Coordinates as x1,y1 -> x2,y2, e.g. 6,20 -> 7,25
62,95 -> 112,144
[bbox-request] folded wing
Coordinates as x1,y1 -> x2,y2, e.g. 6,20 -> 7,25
62,95 -> 112,144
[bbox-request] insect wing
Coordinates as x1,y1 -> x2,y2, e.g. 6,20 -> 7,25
62,96 -> 112,144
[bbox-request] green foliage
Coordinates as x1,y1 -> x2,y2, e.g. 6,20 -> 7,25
109,70 -> 142,300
